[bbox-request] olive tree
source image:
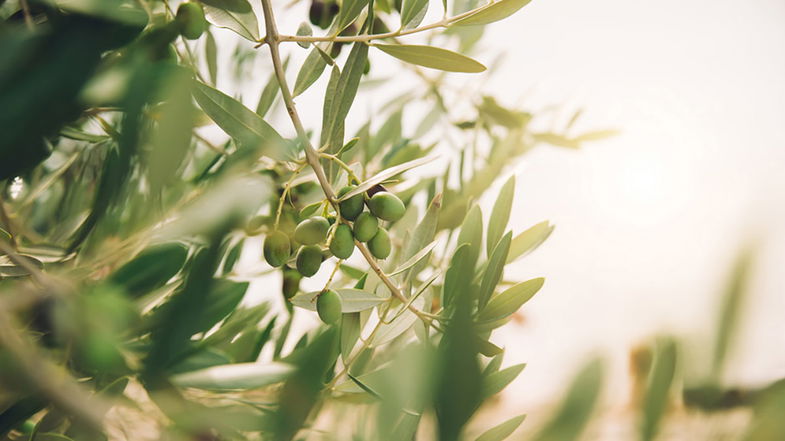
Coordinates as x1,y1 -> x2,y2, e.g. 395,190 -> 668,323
0,0 -> 607,440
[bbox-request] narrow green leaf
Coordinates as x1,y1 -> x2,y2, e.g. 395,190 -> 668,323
390,240 -> 438,276
531,357 -> 605,441
338,156 -> 437,200
641,338 -> 678,441
255,58 -> 288,117
336,0 -> 370,31
453,0 -> 532,26
478,277 -> 543,323
486,175 -> 515,256
341,312 -> 362,361
400,0 -> 429,29
205,30 -> 218,85
507,221 -> 553,264
323,41 -> 369,151
712,249 -> 753,379
457,205 -> 483,270
293,46 -> 328,97
442,244 -> 474,310
290,289 -> 387,312
109,242 -> 188,298
192,81 -> 289,160
171,362 -> 294,390
374,44 -> 486,73
478,231 -> 512,309
475,414 -> 526,441
202,0 -> 260,41
482,363 -> 525,399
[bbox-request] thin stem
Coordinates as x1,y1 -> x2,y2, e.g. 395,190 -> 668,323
319,152 -> 360,183
276,1 -> 492,44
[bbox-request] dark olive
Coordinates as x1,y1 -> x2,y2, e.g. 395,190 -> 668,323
338,185 -> 364,220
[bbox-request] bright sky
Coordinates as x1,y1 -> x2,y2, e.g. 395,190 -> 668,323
480,0 -> 785,409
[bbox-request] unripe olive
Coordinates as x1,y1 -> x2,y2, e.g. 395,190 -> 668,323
317,289 -> 342,324
294,216 -> 329,245
296,245 -> 323,277
368,192 -> 405,222
368,228 -> 391,259
263,231 -> 291,267
329,224 -> 355,259
282,267 -> 302,299
176,2 -> 207,40
338,185 -> 364,220
353,212 -> 379,242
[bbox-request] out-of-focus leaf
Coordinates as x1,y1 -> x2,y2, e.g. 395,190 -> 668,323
341,312 -> 362,361
192,81 -> 289,160
507,221 -> 553,264
457,205 -> 483,270
296,22 -> 313,48
171,362 -> 294,390
399,194 -> 441,278
453,0 -> 532,26
202,0 -> 260,41
256,59 -> 287,116
336,0 -> 370,31
44,0 -> 148,25
478,232 -> 511,309
574,129 -> 619,142
486,175 -> 515,256
711,249 -> 753,379
400,0 -> 429,29
109,242 -> 188,298
338,156 -> 436,200
478,277 -> 543,323
530,357 -> 605,441
640,338 -> 678,441
205,30 -> 218,85
482,363 -> 525,399
290,289 -> 387,312
442,244 -> 474,310
479,96 -> 529,128
374,44 -> 486,73
274,328 -> 339,440
475,414 -> 526,441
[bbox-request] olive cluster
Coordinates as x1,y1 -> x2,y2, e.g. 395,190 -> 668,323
263,187 -> 405,277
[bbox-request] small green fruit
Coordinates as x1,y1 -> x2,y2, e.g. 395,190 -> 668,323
368,228 -> 391,259
317,289 -> 342,324
353,212 -> 379,242
176,2 -> 207,40
263,231 -> 291,267
329,224 -> 355,259
296,245 -> 323,277
282,267 -> 302,299
338,185 -> 364,220
368,192 -> 405,222
294,216 -> 329,245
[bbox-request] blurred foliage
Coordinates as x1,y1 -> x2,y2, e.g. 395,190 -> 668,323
6,0 -> 764,441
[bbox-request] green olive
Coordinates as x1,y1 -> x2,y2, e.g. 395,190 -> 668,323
282,267 -> 302,299
353,212 -> 379,242
176,2 -> 207,40
317,289 -> 342,324
338,185 -> 364,220
294,216 -> 330,245
263,231 -> 291,267
296,245 -> 323,277
367,192 -> 405,222
329,224 -> 355,259
368,228 -> 391,259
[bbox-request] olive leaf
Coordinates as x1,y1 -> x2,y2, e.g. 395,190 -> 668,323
290,289 -> 388,312
171,362 -> 294,390
374,44 -> 487,73
478,277 -> 544,323
338,156 -> 437,200
453,0 -> 532,26
202,0 -> 260,41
